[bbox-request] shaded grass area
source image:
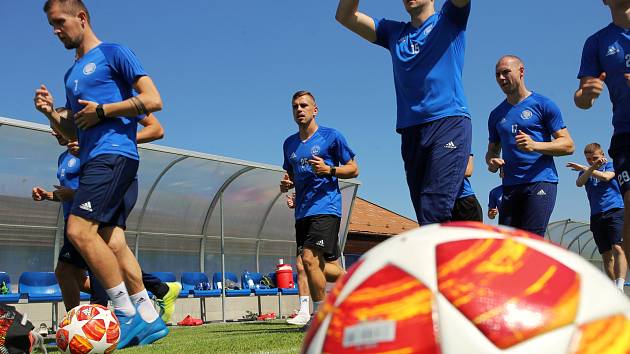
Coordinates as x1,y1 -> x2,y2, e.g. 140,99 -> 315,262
45,321 -> 306,354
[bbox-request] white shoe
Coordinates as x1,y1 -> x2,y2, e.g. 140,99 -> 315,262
30,330 -> 48,354
287,313 -> 310,325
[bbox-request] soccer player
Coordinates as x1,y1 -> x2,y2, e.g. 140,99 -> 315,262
34,0 -> 166,347
566,143 -> 627,291
281,91 -> 358,328
336,0 -> 472,225
451,154 -> 483,222
487,185 -> 503,220
32,110 -> 181,322
486,55 -> 574,236
575,0 -> 630,268
283,193 -> 346,326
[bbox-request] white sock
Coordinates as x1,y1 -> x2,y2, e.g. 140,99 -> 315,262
298,296 -> 310,315
130,290 -> 159,323
312,301 -> 322,314
105,282 -> 135,317
615,278 -> 626,291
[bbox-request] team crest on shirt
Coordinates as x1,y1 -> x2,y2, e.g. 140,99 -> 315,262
311,145 -> 321,157
82,62 -> 96,75
520,110 -> 533,120
423,24 -> 434,36
67,158 -> 76,168
290,152 -> 297,161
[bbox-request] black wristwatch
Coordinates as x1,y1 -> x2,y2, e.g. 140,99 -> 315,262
330,166 -> 336,177
96,104 -> 106,121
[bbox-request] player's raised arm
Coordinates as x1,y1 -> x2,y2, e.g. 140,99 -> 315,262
335,0 -> 377,43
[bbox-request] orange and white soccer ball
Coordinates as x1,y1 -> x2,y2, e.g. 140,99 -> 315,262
56,304 -> 120,354
302,222 -> 630,354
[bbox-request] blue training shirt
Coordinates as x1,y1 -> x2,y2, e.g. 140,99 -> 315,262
57,150 -> 81,220
457,177 -> 475,199
283,126 -> 355,220
580,161 -> 624,215
488,92 -> 566,186
578,23 -> 630,136
64,43 -> 147,163
488,185 -> 503,209
372,1 -> 471,131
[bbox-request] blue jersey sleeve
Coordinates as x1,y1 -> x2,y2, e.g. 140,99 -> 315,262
282,139 -> 292,173
542,98 -> 566,134
488,111 -> 500,143
333,131 -> 356,165
441,0 -> 471,29
102,44 -> 148,86
605,161 -> 614,172
374,18 -> 399,49
578,35 -> 602,79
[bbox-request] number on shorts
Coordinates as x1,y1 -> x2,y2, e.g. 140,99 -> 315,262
618,170 -> 630,185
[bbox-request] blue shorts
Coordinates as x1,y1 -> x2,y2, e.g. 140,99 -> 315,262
609,133 -> 630,195
400,116 -> 472,225
71,154 -> 139,229
590,208 -> 624,254
499,181 -> 557,236
58,220 -> 88,269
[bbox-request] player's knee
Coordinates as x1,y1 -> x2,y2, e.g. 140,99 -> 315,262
66,225 -> 89,248
107,235 -> 126,254
612,244 -> 625,256
302,251 -> 322,270
602,250 -> 614,261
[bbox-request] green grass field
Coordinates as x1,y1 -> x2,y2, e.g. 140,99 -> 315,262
46,321 -> 306,354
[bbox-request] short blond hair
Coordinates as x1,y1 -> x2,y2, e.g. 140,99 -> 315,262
584,142 -> 603,154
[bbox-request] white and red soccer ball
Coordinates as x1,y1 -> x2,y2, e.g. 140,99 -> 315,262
302,222 -> 630,353
56,304 -> 120,354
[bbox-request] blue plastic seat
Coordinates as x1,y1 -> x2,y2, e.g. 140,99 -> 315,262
181,272 -> 220,298
152,272 -> 177,283
241,272 -> 277,296
19,272 -> 63,330
0,272 -> 20,303
19,272 -> 62,302
212,272 -> 251,297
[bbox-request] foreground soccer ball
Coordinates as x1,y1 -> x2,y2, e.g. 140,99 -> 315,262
302,222 -> 630,353
56,304 -> 120,354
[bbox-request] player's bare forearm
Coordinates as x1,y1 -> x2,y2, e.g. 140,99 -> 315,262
575,169 -> 591,187
464,155 -> 474,177
102,76 -> 163,119
46,111 -> 76,141
137,113 -> 165,144
590,169 -> 615,182
485,143 -> 501,165
534,130 -> 574,156
336,159 -> 359,179
336,0 -> 377,42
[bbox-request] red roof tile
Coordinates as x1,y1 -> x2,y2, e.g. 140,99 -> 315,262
349,197 -> 418,236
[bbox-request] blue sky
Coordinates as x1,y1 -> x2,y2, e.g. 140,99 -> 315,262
0,1 -> 617,223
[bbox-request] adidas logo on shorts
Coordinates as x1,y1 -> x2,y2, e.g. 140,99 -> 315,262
79,201 -> 93,212
536,189 -> 546,196
316,240 -> 325,247
444,141 -> 457,149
